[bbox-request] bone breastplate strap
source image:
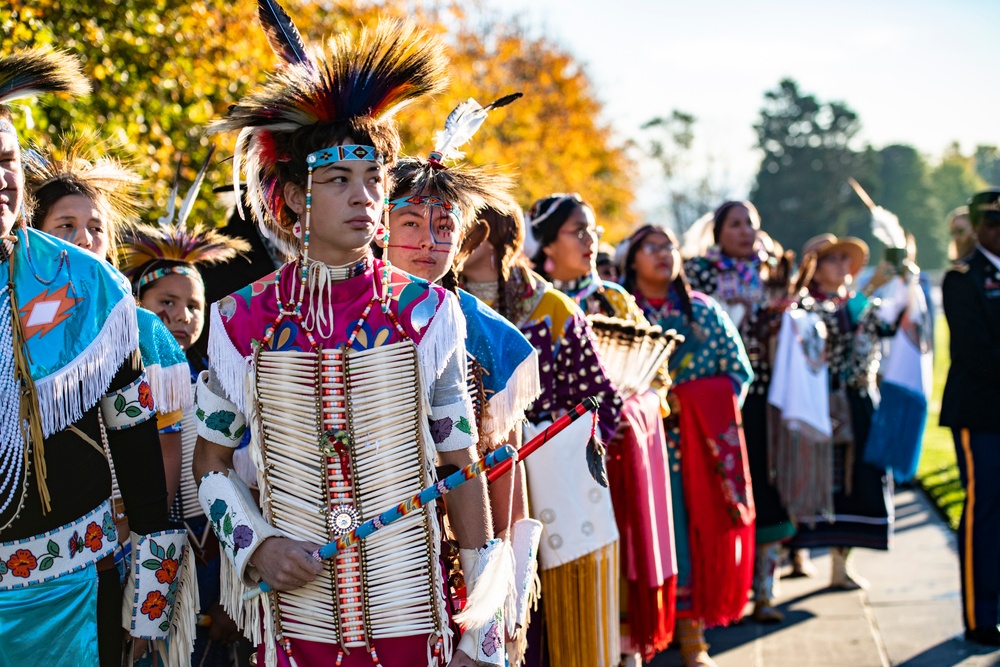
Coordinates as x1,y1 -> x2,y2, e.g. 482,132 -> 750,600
253,340 -> 447,648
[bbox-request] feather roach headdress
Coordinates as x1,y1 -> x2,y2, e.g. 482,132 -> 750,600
122,147 -> 250,292
388,94 -> 521,232
0,49 -> 90,117
23,133 -> 142,266
208,0 -> 450,244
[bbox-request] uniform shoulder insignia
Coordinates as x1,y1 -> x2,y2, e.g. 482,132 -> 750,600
947,261 -> 970,274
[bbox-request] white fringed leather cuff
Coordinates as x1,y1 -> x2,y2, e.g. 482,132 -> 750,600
198,470 -> 281,585
509,519 -> 543,630
455,538 -> 515,666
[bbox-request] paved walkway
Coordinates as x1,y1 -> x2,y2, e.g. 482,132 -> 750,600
650,488 -> 1000,666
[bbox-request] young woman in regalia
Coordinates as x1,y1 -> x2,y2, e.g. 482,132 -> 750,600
382,95 -> 543,665
621,224 -> 754,667
192,7 -> 502,666
681,201 -> 796,622
23,136 -> 194,513
0,50 -> 194,667
523,193 -> 679,663
460,204 -> 624,667
121,166 -> 253,666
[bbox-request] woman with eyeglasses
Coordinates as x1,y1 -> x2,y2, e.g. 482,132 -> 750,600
622,224 -> 754,667
682,201 -> 796,623
524,193 -> 640,319
777,235 -> 894,591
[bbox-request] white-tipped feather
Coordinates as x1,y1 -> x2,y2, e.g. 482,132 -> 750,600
871,205 -> 906,249
176,145 -> 216,228
433,98 -> 489,163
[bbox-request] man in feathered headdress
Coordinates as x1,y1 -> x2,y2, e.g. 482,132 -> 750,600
0,50 -> 195,667
192,3 -> 498,665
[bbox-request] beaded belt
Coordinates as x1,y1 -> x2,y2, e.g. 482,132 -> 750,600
0,499 -> 117,590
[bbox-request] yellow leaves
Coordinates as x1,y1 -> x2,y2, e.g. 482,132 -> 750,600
2,0 -> 636,235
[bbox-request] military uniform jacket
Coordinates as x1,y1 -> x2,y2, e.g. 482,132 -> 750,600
940,248 -> 1000,430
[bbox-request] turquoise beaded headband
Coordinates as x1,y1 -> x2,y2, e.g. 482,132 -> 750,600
386,194 -> 461,223
306,144 -> 384,168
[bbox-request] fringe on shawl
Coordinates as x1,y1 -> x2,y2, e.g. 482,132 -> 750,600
768,405 -> 834,522
146,361 -> 194,414
418,288 -> 466,385
480,349 -> 541,446
539,541 -> 620,667
35,295 -> 138,438
208,302 -> 252,415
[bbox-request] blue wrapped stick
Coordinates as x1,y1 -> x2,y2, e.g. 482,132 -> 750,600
244,444 -> 517,600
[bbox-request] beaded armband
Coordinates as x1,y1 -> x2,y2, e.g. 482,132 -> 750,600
101,374 -> 156,431
198,470 -> 281,585
194,371 -> 247,447
428,400 -> 479,453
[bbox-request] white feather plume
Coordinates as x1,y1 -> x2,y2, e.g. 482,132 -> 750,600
433,98 -> 489,163
870,205 -> 906,249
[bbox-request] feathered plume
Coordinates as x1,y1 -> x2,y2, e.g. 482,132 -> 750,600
391,93 -> 522,232
159,145 -> 217,229
0,49 -> 90,108
257,0 -> 314,71
431,93 -> 522,165
208,18 -> 449,241
23,133 -> 141,230
849,177 -> 906,249
121,222 -> 251,281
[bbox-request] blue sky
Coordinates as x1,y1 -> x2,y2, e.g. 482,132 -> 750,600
491,0 -> 1000,211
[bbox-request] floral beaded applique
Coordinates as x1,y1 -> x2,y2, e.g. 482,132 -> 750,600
195,407 -> 246,441
209,499 -> 255,559
100,375 -> 157,431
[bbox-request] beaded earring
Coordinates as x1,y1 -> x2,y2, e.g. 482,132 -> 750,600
543,255 -> 555,275
380,197 -> 392,313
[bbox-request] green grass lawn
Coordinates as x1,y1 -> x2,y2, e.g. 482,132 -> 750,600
914,314 -> 964,530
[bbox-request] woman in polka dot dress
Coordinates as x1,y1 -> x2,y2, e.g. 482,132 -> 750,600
622,224 -> 754,667
461,204 -> 623,667
682,201 -> 797,624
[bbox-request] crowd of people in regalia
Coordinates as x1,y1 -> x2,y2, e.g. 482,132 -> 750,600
2,6 -> 999,667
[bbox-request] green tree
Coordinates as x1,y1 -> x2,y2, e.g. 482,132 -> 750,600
974,145 -> 1000,186
929,143 -> 987,229
750,78 -> 864,255
870,145 -> 946,268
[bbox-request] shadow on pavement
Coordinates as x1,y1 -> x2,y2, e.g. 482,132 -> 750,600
895,636 -> 1000,666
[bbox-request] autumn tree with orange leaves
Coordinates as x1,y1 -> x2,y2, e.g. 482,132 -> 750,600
1,0 -> 636,234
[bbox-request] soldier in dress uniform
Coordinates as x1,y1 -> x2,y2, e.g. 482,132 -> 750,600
941,188 -> 1000,646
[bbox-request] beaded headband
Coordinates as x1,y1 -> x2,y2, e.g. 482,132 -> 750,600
135,264 -> 201,289
976,201 -> 1000,213
307,144 -> 384,168
525,193 -> 582,229
386,194 -> 460,223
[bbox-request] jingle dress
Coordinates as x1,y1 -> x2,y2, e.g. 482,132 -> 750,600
685,251 -> 795,546
787,289 -> 894,551
465,267 -> 623,667
556,271 -> 677,660
202,257 -> 481,667
0,229 -> 191,667
634,288 -> 754,628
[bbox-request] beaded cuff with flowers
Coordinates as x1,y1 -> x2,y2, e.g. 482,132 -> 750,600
122,529 -> 197,667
